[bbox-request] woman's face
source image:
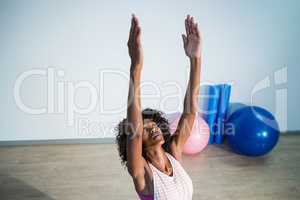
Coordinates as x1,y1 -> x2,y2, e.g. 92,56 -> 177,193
142,119 -> 165,148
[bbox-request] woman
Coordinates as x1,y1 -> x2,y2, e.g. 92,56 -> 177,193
116,14 -> 201,200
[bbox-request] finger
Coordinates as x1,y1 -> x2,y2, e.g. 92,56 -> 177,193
193,20 -> 198,35
185,18 -> 189,35
193,18 -> 199,35
182,34 -> 187,47
131,15 -> 139,40
191,17 -> 195,34
129,15 -> 136,41
136,26 -> 141,41
195,22 -> 200,38
134,15 -> 139,27
187,14 -> 192,35
189,17 -> 194,34
132,16 -> 140,40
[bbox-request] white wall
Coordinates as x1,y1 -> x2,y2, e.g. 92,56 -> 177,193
0,0 -> 299,141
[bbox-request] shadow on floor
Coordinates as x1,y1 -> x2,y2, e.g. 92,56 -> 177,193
214,144 -> 272,167
0,174 -> 55,200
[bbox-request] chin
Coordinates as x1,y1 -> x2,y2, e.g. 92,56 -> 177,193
154,137 -> 165,146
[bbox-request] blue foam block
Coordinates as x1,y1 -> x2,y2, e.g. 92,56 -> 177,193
199,85 -> 220,144
215,84 -> 231,144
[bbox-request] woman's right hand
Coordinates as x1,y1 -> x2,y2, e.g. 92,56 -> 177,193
127,14 -> 143,72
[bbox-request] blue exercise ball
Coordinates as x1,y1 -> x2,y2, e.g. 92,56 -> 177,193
226,102 -> 247,120
225,106 -> 280,157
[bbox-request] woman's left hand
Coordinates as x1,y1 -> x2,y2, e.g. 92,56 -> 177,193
182,15 -> 201,59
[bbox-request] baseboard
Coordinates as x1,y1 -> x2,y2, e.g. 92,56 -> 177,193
280,130 -> 300,135
0,138 -> 115,147
0,131 -> 299,147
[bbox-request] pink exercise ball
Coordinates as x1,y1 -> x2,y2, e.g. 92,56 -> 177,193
167,113 -> 210,155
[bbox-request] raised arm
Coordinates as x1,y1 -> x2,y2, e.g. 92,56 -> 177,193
170,15 -> 202,161
126,14 -> 145,180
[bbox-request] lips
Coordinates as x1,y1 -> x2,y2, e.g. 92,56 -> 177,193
152,132 -> 162,140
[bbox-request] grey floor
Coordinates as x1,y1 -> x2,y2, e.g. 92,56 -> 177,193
0,134 -> 299,200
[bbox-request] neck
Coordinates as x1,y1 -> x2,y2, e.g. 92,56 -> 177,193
144,145 -> 168,169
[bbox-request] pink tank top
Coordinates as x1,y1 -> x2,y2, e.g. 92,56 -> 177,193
138,152 -> 193,200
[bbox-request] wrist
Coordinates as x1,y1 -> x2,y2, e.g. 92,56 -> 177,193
189,56 -> 201,66
130,59 -> 143,68
130,65 -> 142,77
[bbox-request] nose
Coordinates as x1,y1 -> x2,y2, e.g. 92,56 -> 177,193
150,126 -> 159,134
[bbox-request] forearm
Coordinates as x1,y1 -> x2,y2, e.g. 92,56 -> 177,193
127,65 -> 143,137
183,57 -> 201,115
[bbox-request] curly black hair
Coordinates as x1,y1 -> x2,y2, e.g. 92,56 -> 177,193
115,108 -> 172,167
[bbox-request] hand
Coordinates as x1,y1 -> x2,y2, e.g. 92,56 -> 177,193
127,14 -> 143,71
182,15 -> 201,59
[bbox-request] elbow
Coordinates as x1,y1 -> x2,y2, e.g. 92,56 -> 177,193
187,112 -> 197,118
182,110 -> 197,116
183,106 -> 198,116
181,112 -> 197,120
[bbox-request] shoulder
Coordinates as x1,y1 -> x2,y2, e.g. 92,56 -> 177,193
168,136 -> 183,163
